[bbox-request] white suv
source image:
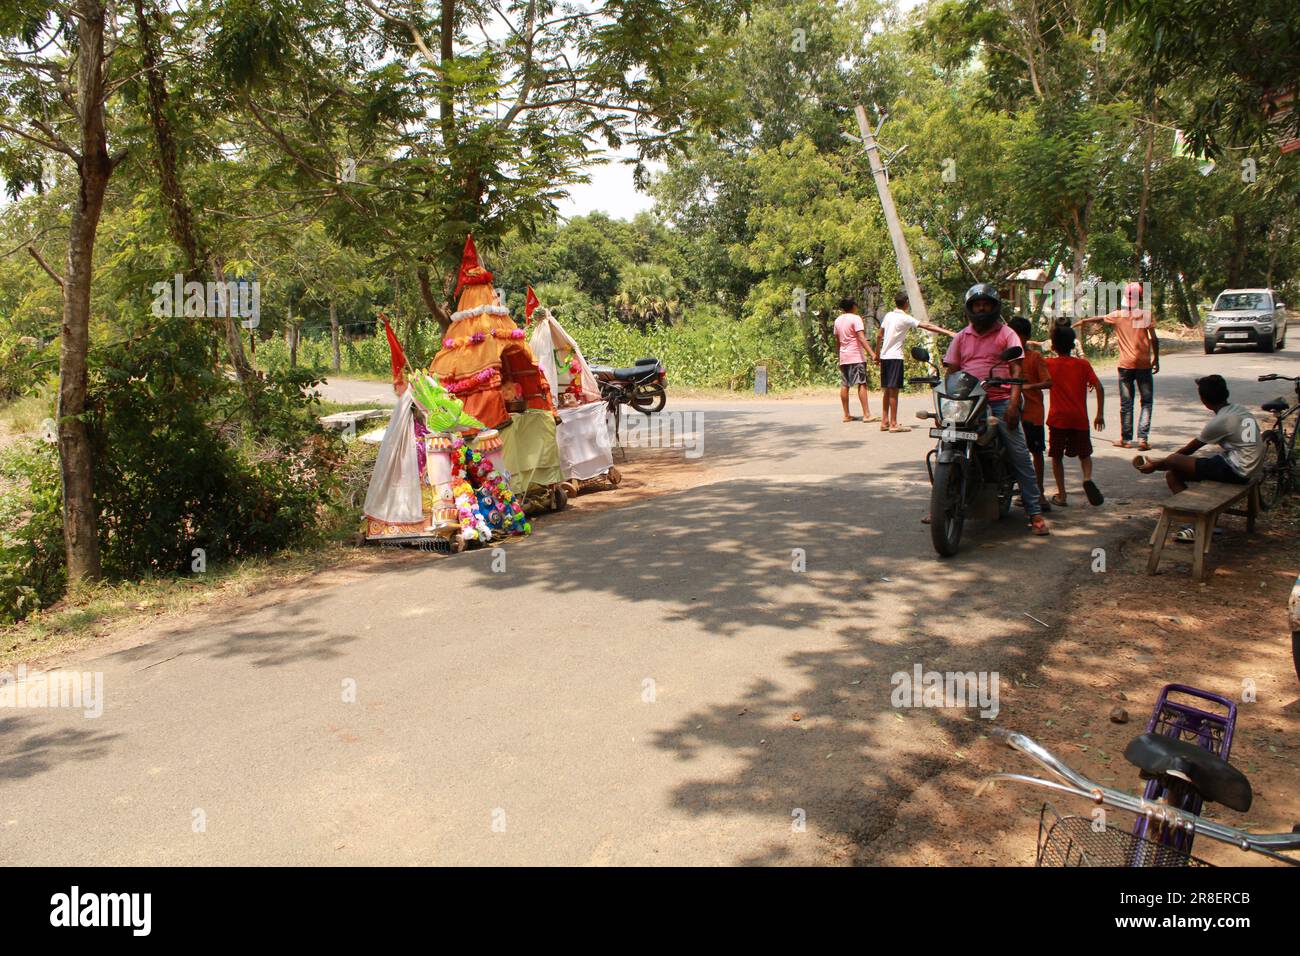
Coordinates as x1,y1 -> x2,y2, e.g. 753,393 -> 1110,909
1204,289 -> 1289,353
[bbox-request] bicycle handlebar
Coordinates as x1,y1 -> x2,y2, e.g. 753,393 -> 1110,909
978,729 -> 1300,865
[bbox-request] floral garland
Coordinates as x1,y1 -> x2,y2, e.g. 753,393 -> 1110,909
442,328 -> 526,350
563,354 -> 584,399
444,367 -> 498,395
450,436 -> 531,540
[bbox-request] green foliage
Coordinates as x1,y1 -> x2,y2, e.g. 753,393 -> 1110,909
0,438 -> 64,624
85,323 -> 339,582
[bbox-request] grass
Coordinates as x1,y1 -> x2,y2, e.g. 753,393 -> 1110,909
0,542 -> 370,669
0,389 -> 53,447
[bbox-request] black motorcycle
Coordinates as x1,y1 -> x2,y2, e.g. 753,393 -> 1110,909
589,356 -> 668,415
910,344 -> 1025,557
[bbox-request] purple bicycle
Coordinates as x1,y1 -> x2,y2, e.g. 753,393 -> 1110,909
980,683 -> 1300,866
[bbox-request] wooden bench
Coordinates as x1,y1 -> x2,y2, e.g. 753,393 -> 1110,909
1147,477 -> 1262,581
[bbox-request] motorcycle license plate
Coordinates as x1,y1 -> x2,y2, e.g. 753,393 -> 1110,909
930,427 -> 980,441
1224,332 -> 1249,340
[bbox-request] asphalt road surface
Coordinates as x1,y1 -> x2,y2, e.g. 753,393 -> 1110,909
1,346 -> 1294,865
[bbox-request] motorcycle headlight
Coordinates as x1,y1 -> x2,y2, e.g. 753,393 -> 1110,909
939,397 -> 977,424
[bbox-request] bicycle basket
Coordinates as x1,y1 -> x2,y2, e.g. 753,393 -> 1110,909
1035,804 -> 1211,867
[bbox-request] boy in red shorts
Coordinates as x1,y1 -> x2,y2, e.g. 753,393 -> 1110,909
1045,325 -> 1106,507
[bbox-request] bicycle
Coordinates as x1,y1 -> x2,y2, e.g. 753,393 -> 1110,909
1256,373 -> 1300,510
978,683 -> 1300,866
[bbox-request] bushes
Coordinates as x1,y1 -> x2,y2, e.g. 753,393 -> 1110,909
0,321 -> 344,624
88,327 -> 339,579
0,439 -> 65,624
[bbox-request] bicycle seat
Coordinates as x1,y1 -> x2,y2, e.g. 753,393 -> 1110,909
1123,733 -> 1252,812
1262,397 -> 1288,413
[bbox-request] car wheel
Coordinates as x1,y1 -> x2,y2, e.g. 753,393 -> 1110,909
1203,338 -> 1215,354
1260,333 -> 1276,354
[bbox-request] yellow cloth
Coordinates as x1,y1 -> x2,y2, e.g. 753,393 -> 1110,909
501,409 -> 563,493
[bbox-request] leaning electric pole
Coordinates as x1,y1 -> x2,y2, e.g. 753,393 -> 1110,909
846,105 -> 931,327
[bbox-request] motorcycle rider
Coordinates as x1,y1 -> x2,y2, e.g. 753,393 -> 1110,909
942,284 -> 1051,536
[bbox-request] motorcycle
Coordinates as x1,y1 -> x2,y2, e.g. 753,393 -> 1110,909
588,356 -> 668,415
910,343 -> 1025,557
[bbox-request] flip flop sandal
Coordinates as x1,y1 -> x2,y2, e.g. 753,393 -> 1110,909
889,425 -> 911,433
1113,439 -> 1132,448
863,415 -> 881,423
1050,494 -> 1069,507
920,513 -> 932,524
1029,517 -> 1051,536
1174,525 -> 1223,543
1083,480 -> 1104,506
1137,441 -> 1151,451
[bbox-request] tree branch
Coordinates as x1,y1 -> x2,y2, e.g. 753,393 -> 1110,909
28,244 -> 64,288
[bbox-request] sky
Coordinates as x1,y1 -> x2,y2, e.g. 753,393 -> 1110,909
554,151 -> 661,222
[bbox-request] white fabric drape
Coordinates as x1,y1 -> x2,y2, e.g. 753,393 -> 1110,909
362,390 -> 424,523
528,312 -> 601,403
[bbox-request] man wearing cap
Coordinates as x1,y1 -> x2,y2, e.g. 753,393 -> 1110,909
1074,281 -> 1159,450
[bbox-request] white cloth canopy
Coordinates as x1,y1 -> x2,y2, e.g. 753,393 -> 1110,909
362,390 -> 423,523
556,401 -> 613,480
528,311 -> 601,404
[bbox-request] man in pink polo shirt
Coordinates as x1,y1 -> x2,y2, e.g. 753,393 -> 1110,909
941,283 -> 1050,536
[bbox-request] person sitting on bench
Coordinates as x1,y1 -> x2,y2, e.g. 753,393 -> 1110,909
1133,374 -> 1263,493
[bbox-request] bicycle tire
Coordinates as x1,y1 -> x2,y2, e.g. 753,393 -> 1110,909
1258,431 -> 1288,511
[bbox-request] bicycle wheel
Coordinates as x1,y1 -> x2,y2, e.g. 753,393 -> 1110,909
1258,431 -> 1288,511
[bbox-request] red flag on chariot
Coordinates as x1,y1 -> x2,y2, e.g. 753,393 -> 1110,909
525,286 -> 539,321
382,315 -> 407,390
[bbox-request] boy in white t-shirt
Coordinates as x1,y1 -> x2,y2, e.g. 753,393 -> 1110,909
875,292 -> 953,432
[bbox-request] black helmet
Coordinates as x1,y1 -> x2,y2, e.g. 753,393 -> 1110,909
963,283 -> 1001,323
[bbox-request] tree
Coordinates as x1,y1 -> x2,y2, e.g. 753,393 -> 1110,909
1,1 -> 132,585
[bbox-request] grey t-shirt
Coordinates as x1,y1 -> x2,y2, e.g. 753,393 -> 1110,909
1198,403 -> 1263,476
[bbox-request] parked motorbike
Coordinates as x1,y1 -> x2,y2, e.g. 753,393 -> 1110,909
588,356 -> 668,415
910,343 -> 1025,557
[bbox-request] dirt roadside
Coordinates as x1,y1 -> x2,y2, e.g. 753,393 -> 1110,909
859,499 -> 1300,867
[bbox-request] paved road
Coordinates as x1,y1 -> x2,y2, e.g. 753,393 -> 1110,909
2,347 -> 1294,865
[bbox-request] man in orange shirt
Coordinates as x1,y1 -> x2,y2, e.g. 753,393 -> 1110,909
1075,281 -> 1158,450
1008,317 -> 1052,510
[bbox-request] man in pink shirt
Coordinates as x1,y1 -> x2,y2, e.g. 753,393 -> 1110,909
833,297 -> 879,422
941,283 -> 1050,536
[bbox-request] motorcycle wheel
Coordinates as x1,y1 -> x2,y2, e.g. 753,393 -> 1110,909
929,460 -> 966,557
631,382 -> 667,414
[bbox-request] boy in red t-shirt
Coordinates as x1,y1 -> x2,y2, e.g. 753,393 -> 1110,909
1008,317 -> 1052,510
1044,325 -> 1106,507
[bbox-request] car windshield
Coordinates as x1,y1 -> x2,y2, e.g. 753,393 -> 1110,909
1214,292 -> 1270,311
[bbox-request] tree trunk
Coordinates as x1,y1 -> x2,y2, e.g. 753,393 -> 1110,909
286,299 -> 298,367
1171,272 -> 1196,327
330,299 -> 340,371
1134,108 -> 1156,276
1228,212 -> 1246,287
212,257 -> 254,380
417,264 -> 452,332
58,1 -> 115,586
